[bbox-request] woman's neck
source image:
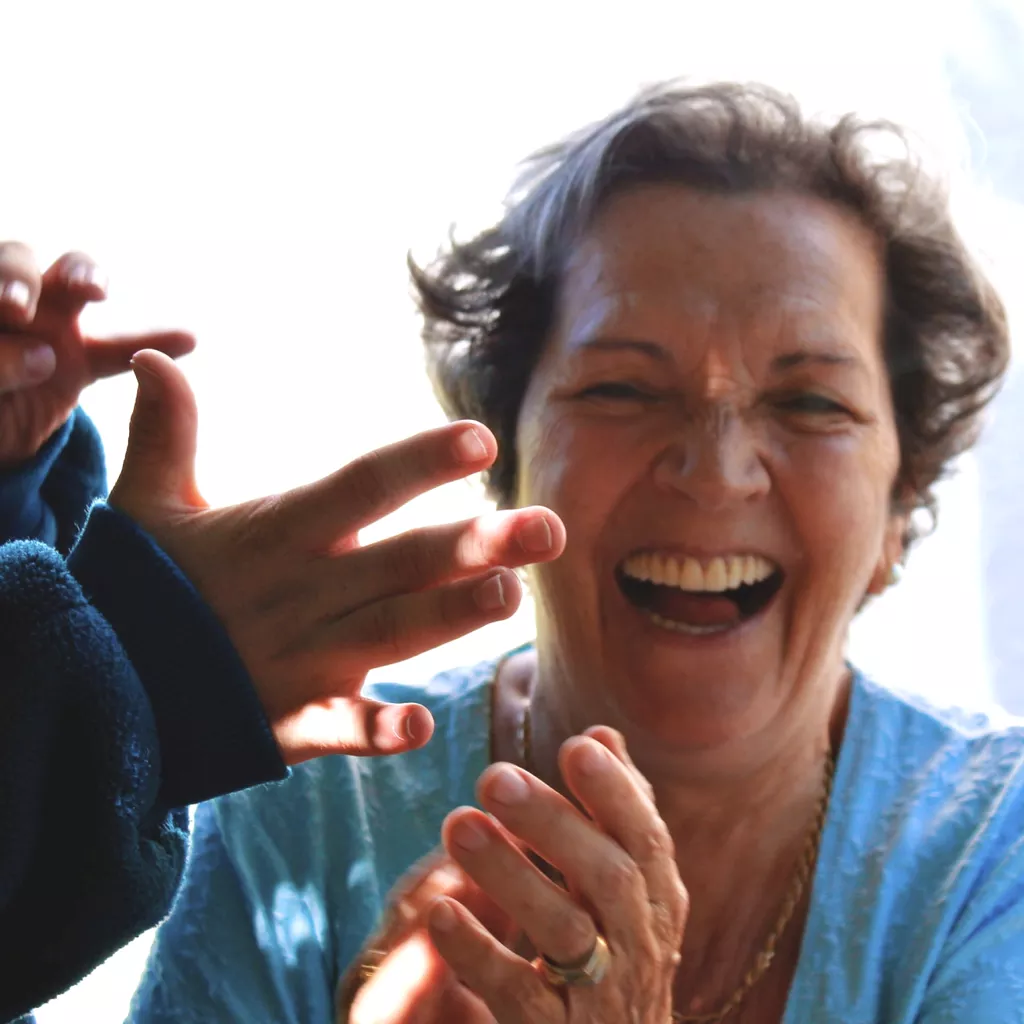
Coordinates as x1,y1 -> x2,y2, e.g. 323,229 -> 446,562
512,649 -> 846,826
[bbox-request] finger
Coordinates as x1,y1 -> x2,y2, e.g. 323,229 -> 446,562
0,336 -> 56,394
582,725 -> 656,803
370,851 -> 471,952
349,929 -> 450,1024
277,421 -> 497,552
319,567 -> 522,675
39,251 -> 108,314
354,948 -> 494,1024
0,242 -> 42,323
428,897 -> 560,1024
560,737 -> 688,943
325,507 -> 563,614
476,763 -> 651,953
107,350 -> 204,520
442,807 -> 597,968
271,697 -> 435,764
433,980 -> 498,1024
83,330 -> 196,381
372,852 -> 513,954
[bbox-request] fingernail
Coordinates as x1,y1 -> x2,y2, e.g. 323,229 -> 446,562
574,740 -> 607,777
398,710 -> 420,744
66,261 -> 107,292
452,818 -> 489,852
1,280 -> 31,310
431,898 -> 457,932
517,516 -> 553,554
131,358 -> 161,398
22,344 -> 56,383
489,764 -> 529,805
453,426 -> 488,463
474,570 -> 507,611
434,863 -> 465,890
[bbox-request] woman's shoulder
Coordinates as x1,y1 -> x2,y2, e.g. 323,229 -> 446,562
850,668 -> 1024,781
794,672 -> 1024,1016
841,669 -> 1024,847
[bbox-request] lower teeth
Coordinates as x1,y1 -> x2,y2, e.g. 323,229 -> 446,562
648,611 -> 734,636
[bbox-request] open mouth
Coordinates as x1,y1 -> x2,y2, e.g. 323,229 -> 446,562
617,551 -> 784,636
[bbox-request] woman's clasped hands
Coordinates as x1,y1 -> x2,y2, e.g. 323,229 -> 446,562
347,727 -> 689,1024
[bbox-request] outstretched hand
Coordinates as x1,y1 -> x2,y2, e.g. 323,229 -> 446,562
0,242 -> 194,464
108,351 -> 566,763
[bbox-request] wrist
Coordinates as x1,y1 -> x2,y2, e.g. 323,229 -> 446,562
69,503 -> 287,806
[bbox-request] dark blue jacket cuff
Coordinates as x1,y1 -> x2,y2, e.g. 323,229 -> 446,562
0,418 -> 75,547
68,504 -> 287,808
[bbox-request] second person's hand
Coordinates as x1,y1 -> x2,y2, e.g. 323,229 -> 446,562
0,243 -> 194,464
108,350 -> 566,763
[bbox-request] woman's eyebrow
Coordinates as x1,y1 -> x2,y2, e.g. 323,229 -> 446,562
573,338 -> 673,361
770,348 -> 865,374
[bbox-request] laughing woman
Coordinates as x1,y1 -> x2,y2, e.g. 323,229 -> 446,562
130,82 -> 1020,1024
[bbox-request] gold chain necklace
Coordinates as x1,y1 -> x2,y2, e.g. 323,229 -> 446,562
518,700 -> 836,1024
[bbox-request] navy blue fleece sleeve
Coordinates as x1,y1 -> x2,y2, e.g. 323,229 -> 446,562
0,506 -> 287,1023
0,410 -> 107,553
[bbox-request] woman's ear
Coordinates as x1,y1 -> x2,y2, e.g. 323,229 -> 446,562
866,513 -> 908,596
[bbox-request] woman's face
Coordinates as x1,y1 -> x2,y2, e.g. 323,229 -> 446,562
515,185 -> 904,748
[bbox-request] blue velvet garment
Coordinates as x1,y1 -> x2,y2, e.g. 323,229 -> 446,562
130,657 -> 1024,1023
0,412 -> 286,1023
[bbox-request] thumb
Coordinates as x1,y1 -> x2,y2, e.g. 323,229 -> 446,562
108,349 -> 205,520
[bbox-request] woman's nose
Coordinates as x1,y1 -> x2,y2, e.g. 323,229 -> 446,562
652,405 -> 770,509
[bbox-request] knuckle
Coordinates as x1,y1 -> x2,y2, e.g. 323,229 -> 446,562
637,773 -> 657,803
494,968 -> 546,1013
673,880 -> 691,927
596,855 -> 644,905
393,530 -> 442,587
453,519 -> 489,571
346,449 -> 395,517
437,579 -> 472,631
555,909 -> 596,958
234,495 -> 290,554
641,817 -> 675,862
365,599 -> 402,656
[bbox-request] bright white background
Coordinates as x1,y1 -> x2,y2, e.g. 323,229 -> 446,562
3,1 -> 1018,1019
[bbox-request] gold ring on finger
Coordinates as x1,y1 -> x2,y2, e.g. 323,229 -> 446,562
534,934 -> 611,988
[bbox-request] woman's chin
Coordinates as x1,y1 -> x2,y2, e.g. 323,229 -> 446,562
600,589 -> 789,740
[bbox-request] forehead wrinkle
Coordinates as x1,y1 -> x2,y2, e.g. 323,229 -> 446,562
557,207 -> 880,383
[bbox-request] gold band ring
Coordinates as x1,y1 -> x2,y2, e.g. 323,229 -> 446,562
535,934 -> 611,988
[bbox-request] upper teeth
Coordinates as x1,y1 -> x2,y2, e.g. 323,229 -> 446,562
621,552 -> 776,592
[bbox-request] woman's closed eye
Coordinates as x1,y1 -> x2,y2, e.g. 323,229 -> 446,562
775,392 -> 851,416
578,381 -> 658,401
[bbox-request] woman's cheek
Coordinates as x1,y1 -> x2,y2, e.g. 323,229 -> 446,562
519,413 -> 595,511
778,432 -> 895,560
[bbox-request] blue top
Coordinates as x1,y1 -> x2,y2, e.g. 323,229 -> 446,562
0,411 -> 286,1024
130,657 -> 1024,1023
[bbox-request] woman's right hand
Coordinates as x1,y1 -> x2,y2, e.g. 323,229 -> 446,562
108,350 -> 565,763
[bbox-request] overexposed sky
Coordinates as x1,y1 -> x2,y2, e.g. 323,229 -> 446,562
7,1 -> 1007,1019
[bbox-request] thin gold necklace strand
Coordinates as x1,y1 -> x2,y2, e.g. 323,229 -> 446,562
519,702 -> 836,1024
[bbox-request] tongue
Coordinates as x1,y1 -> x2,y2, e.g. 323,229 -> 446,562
649,588 -> 741,627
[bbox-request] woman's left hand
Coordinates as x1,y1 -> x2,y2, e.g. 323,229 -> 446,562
426,726 -> 689,1023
